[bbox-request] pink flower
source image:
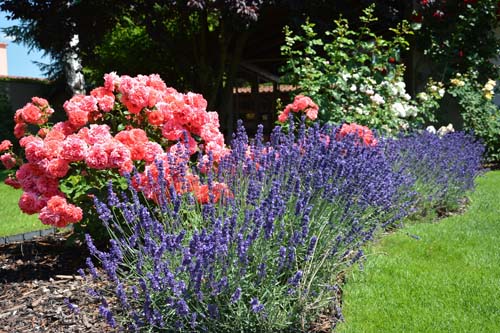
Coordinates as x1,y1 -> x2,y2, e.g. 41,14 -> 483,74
4,176 -> 21,189
46,158 -> 70,178
52,121 -> 77,136
64,95 -> 98,128
162,120 -> 185,141
85,144 -> 109,169
13,123 -> 27,138
39,196 -> 83,227
24,138 -> 46,163
109,144 -> 132,168
278,95 -> 319,123
104,72 -> 121,92
146,109 -> 165,126
19,192 -> 43,214
87,124 -> 113,145
337,123 -> 377,147
1,153 -> 17,169
60,135 -> 88,162
91,87 -> 115,112
31,97 -> 49,109
143,141 -> 164,163
0,140 -> 12,152
20,103 -> 42,125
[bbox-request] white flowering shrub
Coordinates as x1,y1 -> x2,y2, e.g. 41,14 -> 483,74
281,5 -> 444,134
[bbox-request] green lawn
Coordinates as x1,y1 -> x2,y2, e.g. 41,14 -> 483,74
0,169 -> 50,237
336,170 -> 500,333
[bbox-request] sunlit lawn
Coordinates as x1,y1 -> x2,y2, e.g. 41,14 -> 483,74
337,170 -> 500,332
0,169 -> 50,237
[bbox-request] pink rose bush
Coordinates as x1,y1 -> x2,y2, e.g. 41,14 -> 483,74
1,73 -> 230,228
277,94 -> 319,123
337,123 -> 378,147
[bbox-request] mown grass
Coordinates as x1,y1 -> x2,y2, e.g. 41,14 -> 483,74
336,170 -> 500,333
0,169 -> 50,237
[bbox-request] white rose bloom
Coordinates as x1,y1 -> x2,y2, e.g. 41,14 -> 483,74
392,102 -> 406,117
426,125 -> 437,134
403,93 -> 412,101
395,81 -> 406,93
438,88 -> 445,97
408,106 -> 418,117
365,88 -> 375,96
341,73 -> 351,81
350,84 -> 357,92
417,92 -> 428,101
437,123 -> 455,137
370,94 -> 385,105
430,85 -> 438,92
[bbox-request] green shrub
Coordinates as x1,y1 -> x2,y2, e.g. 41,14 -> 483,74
280,5 -> 442,134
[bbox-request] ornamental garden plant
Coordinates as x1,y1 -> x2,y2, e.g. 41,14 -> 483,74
0,71 -> 485,331
0,73 -> 229,238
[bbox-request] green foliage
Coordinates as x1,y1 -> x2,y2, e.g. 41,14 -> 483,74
447,72 -> 500,162
337,171 -> 500,333
280,5 -> 441,134
414,0 -> 500,82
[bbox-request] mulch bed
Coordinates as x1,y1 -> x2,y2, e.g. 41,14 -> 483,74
0,232 -> 113,333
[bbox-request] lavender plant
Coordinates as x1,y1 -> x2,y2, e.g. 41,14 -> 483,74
385,130 -> 484,216
81,120 -> 414,332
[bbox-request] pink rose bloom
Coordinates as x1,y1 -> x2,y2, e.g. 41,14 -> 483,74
104,72 -> 121,92
338,123 -> 377,147
109,144 -> 132,168
129,128 -> 148,144
156,101 -> 174,121
143,141 -> 164,163
85,144 -> 109,169
24,138 -> 46,163
14,109 -> 23,123
1,153 -> 17,169
52,121 -> 77,136
46,158 -> 70,178
184,92 -> 208,111
31,97 -> 49,109
162,120 -> 185,141
204,141 -> 230,162
91,87 -> 115,112
4,176 -> 21,189
87,124 -> 113,145
306,107 -> 318,121
60,136 -> 88,162
146,74 -> 167,91
14,123 -> 27,138
146,109 -> 165,126
36,176 -> 61,197
40,195 -> 82,227
39,208 -> 62,227
37,128 -> 49,138
19,192 -> 43,214
0,140 -> 12,152
277,109 -> 290,123
44,129 -> 66,142
19,135 -> 38,148
21,103 -> 42,124
115,130 -> 134,147
44,140 -> 62,159
67,109 -> 89,128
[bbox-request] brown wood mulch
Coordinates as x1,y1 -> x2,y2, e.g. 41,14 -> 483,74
0,233 -> 114,333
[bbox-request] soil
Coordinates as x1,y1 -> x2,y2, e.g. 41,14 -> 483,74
0,232 -> 113,333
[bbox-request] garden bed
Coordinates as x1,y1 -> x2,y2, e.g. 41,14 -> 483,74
0,233 -> 110,332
